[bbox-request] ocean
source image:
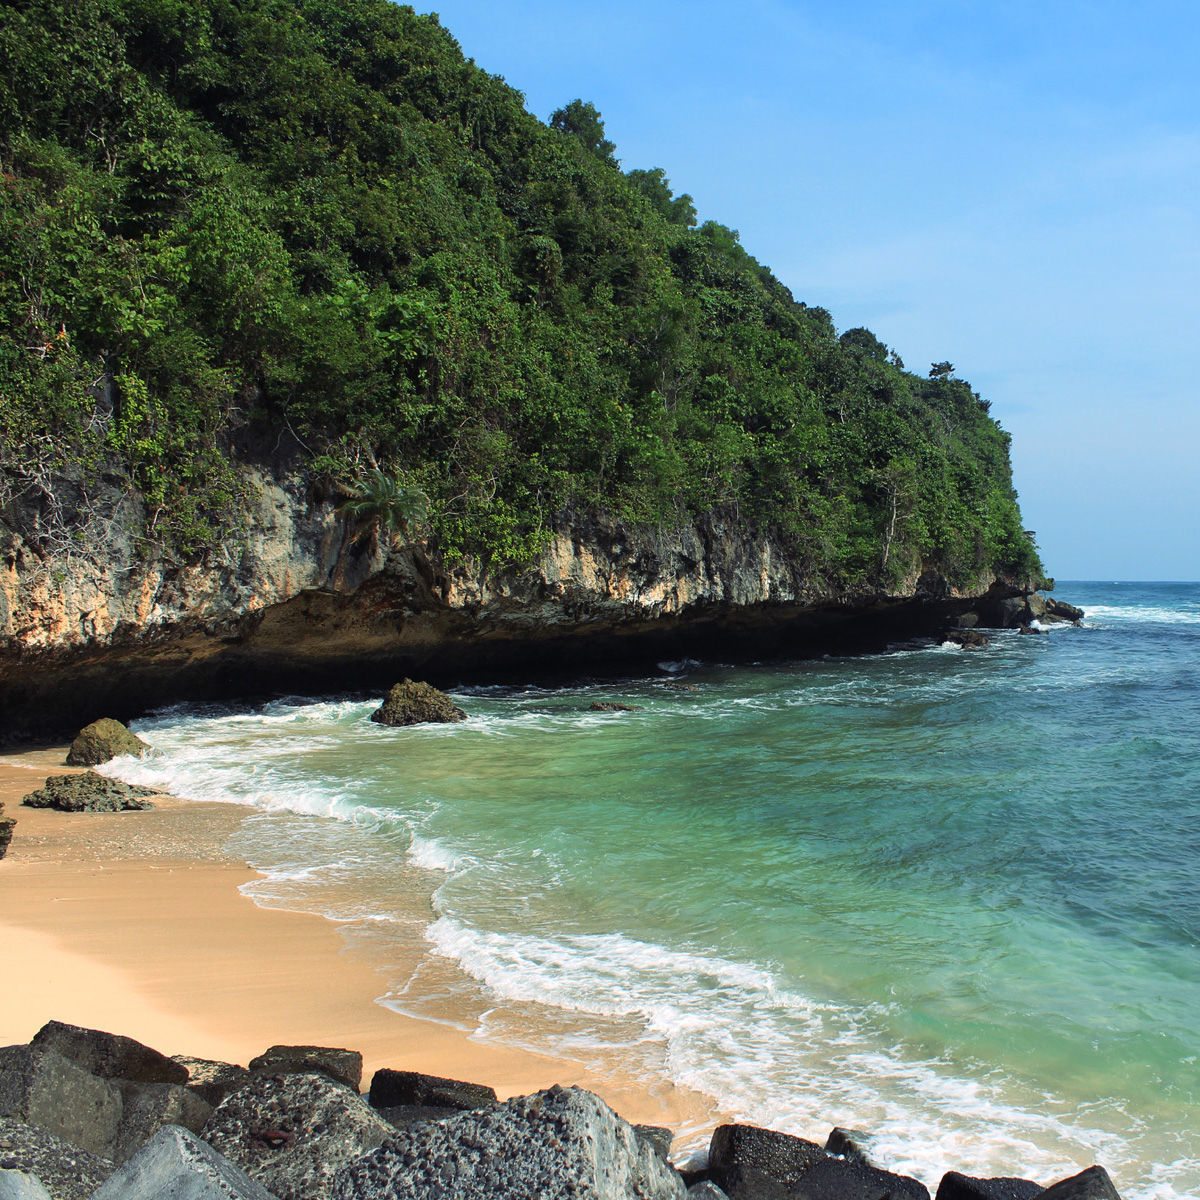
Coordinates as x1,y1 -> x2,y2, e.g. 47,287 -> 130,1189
106,580 -> 1200,1198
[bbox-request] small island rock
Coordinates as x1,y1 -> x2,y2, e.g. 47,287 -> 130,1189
65,719 -> 148,767
21,774 -> 155,813
371,680 -> 466,727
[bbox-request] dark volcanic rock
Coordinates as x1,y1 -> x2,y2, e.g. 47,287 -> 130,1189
368,1068 -> 497,1113
371,679 -> 466,726
332,1085 -> 685,1200
91,1125 -> 277,1200
943,628 -> 990,649
249,1045 -> 362,1091
937,1171 -> 1045,1200
786,1155 -> 930,1200
20,774 -> 155,813
65,719 -> 148,767
0,1046 -> 121,1159
824,1127 -> 878,1166
589,701 -> 643,712
0,1117 -> 113,1200
112,1082 -> 213,1164
32,1022 -> 187,1086
1044,598 -> 1085,623
1038,1165 -> 1122,1199
635,1124 -> 674,1161
374,1104 -> 463,1130
202,1071 -> 390,1200
172,1057 -> 252,1108
707,1124 -> 827,1199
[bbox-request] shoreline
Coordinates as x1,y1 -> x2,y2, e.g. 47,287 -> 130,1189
0,747 -> 721,1142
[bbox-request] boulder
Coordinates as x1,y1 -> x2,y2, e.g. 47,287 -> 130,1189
936,1172 -> 1044,1200
332,1085 -> 686,1200
635,1124 -> 674,1161
1037,1165 -> 1122,1199
31,1022 -> 187,1086
943,629 -> 990,650
20,775 -> 154,813
0,1172 -> 53,1200
112,1082 -> 213,1164
1018,625 -> 1045,635
367,1069 -> 497,1113
248,1045 -> 362,1092
688,1185 -> 731,1200
371,680 -> 466,726
0,817 -> 13,861
707,1124 -> 827,1198
172,1057 -> 252,1108
374,1104 -> 464,1130
1045,598 -> 1085,623
91,1125 -> 278,1200
780,1155 -> 929,1200
589,702 -> 643,712
0,1046 -> 122,1158
0,1117 -> 113,1200
202,1071 -> 390,1200
65,720 -> 148,767
824,1127 -> 878,1166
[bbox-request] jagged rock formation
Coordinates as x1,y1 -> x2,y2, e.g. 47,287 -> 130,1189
370,681 -> 466,727
0,466 -> 1030,742
20,775 -> 155,814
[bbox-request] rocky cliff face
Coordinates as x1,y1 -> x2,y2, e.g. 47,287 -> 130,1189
0,465 -> 1022,742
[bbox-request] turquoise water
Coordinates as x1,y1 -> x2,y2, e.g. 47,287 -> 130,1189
109,582 -> 1200,1197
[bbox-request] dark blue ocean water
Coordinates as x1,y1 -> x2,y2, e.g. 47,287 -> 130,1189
112,581 -> 1200,1197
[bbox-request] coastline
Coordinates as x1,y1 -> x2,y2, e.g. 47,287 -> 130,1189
0,747 -> 721,1141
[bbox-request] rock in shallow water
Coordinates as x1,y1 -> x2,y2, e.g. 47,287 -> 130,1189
370,680 -> 466,726
936,1170 -> 1044,1200
332,1085 -> 686,1200
65,719 -> 148,767
20,774 -> 155,813
1037,1165 -> 1122,1200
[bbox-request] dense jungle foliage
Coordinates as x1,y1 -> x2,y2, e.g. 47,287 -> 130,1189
0,0 -> 1041,588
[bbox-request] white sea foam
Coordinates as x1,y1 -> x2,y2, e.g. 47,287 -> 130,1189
423,916 -> 1191,1196
1083,604 -> 1200,626
408,834 -> 466,873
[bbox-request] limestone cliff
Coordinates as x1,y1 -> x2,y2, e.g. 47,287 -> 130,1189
0,464 -> 1023,742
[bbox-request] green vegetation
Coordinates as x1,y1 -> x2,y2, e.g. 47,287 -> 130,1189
0,0 -> 1041,588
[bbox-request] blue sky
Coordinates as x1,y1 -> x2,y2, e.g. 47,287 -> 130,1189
423,1 -> 1199,580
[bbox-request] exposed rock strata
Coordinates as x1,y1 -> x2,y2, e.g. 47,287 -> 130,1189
0,465 -> 1033,741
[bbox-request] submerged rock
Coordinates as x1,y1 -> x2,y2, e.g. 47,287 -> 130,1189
91,1126 -> 277,1200
20,774 -> 154,813
370,680 -> 466,727
943,629 -> 990,650
589,701 -> 643,712
65,719 -> 148,767
203,1071 -> 390,1200
249,1045 -> 362,1092
0,1117 -> 113,1200
332,1085 -> 685,1200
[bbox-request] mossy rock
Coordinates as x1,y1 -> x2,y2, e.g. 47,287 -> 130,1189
0,816 -> 14,859
66,719 -> 149,766
371,680 -> 466,727
22,773 -> 156,812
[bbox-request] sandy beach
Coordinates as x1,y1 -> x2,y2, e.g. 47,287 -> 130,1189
0,747 -> 719,1140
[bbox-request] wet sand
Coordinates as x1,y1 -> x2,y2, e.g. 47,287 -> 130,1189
0,748 -> 719,1139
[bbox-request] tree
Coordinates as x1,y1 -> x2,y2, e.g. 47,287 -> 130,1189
839,327 -> 889,362
929,361 -> 955,380
626,167 -> 697,226
336,469 -> 428,549
549,99 -> 617,164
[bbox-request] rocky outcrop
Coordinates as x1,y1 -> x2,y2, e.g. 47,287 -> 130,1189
31,1022 -> 187,1087
0,1118 -> 113,1200
248,1045 -> 362,1092
370,680 -> 466,727
332,1085 -> 686,1200
367,1069 -> 496,1113
65,719 -> 148,766
91,1126 -> 276,1200
0,461 -> 1033,742
20,774 -> 155,813
936,1172 -> 1044,1200
171,1057 -> 252,1109
202,1071 -> 390,1200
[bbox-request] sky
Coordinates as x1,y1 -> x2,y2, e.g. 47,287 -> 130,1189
422,1 -> 1199,580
